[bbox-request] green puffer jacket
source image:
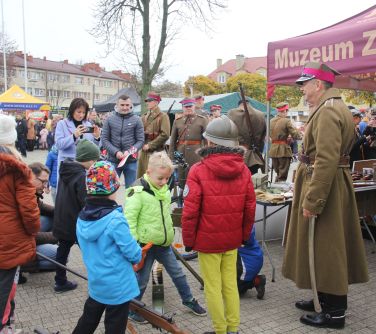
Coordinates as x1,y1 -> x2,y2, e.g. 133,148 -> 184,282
124,176 -> 174,246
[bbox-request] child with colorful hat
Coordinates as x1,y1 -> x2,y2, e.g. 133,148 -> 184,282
73,161 -> 141,334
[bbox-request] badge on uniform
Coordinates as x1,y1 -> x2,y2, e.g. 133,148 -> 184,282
183,184 -> 189,197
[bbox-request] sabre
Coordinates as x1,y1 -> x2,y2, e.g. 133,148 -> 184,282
308,216 -> 322,313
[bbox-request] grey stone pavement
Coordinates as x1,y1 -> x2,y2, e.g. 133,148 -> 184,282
15,150 -> 376,334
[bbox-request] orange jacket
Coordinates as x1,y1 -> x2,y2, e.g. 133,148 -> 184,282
0,152 -> 40,269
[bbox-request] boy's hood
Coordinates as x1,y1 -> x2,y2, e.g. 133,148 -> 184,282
59,159 -> 85,183
199,146 -> 246,179
78,198 -> 121,242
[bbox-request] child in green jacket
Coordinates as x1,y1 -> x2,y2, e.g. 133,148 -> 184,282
124,151 -> 206,323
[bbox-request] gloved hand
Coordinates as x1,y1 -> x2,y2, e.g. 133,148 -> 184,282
185,246 -> 193,252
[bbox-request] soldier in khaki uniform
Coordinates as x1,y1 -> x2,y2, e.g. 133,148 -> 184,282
282,62 -> 368,329
169,97 -> 208,186
228,100 -> 266,174
209,104 -> 222,122
194,94 -> 209,118
269,102 -> 302,182
137,92 -> 170,178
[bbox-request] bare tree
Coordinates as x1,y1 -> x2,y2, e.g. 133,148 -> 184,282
92,0 -> 227,112
0,33 -> 18,92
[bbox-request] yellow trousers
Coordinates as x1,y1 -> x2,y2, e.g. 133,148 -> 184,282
198,249 -> 240,334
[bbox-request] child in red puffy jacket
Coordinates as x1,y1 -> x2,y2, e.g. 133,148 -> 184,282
182,115 -> 256,334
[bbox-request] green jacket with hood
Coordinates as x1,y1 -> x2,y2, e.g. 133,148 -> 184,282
124,175 -> 174,246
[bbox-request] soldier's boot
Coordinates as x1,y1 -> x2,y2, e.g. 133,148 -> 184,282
300,309 -> 345,329
295,299 -> 319,312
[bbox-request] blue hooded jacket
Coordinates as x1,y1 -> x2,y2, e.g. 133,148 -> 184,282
238,227 -> 263,281
77,198 -> 142,305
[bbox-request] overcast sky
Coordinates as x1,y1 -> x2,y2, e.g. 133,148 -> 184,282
3,0 -> 375,84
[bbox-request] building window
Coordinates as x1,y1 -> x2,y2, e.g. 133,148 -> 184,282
21,87 -> 33,94
61,75 -> 70,83
75,77 -> 84,85
48,89 -> 59,97
94,93 -> 100,101
94,79 -> 99,86
218,74 -> 225,83
48,73 -> 59,81
122,82 -> 129,88
104,80 -> 112,88
34,88 -> 45,97
63,91 -> 71,98
73,91 -> 90,99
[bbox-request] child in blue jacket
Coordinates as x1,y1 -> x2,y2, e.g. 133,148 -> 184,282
73,161 -> 142,334
237,227 -> 266,299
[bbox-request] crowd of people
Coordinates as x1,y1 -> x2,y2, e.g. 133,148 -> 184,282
0,60 -> 372,334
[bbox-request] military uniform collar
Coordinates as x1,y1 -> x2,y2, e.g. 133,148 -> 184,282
307,88 -> 341,124
147,106 -> 161,117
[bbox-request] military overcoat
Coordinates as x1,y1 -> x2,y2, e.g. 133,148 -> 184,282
137,107 -> 170,177
228,105 -> 266,168
269,115 -> 301,158
282,88 -> 368,295
169,113 -> 208,167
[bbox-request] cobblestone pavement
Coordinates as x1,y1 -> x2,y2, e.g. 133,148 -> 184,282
15,150 -> 376,334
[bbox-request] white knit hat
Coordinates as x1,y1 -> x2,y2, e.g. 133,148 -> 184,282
0,114 -> 18,145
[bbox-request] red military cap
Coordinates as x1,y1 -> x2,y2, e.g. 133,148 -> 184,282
276,102 -> 289,112
180,97 -> 196,107
145,92 -> 161,103
210,104 -> 222,112
296,61 -> 340,85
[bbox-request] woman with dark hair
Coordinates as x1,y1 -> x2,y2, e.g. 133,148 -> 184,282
55,98 -> 101,172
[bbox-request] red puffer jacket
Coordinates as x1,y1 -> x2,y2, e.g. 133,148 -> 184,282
182,146 -> 256,253
0,152 -> 40,269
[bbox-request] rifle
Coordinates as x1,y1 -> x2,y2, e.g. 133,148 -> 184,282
167,100 -> 176,115
36,252 -> 190,334
238,82 -> 266,172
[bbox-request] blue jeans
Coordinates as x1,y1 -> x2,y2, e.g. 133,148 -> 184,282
136,245 -> 193,303
40,215 -> 53,232
37,244 -> 58,270
114,161 -> 137,188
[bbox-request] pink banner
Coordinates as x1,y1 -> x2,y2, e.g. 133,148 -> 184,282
267,5 -> 376,91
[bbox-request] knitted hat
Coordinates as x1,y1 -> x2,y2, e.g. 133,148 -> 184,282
0,114 -> 17,145
75,139 -> 100,162
86,161 -> 120,196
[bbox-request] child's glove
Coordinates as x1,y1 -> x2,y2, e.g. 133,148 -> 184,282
185,246 -> 193,252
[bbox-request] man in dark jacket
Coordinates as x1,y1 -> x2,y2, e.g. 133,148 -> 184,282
15,114 -> 28,157
53,139 -> 100,293
101,95 -> 144,187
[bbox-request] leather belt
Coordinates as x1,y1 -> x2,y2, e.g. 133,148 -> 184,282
178,140 -> 201,145
146,133 -> 159,141
272,140 -> 288,144
298,154 -> 350,166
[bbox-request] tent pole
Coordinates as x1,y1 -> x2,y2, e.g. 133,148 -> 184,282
265,100 -> 270,179
22,0 -> 27,92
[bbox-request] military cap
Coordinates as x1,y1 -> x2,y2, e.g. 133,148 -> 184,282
145,91 -> 161,103
276,102 -> 289,112
194,93 -> 204,101
179,97 -> 195,107
210,104 -> 222,112
296,61 -> 341,85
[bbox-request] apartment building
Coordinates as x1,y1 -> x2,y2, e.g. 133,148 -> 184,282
208,54 -> 267,84
2,52 -> 133,108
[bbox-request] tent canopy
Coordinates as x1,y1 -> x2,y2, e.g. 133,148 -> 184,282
133,92 -> 276,115
267,5 -> 376,92
0,84 -> 50,110
94,87 -> 140,112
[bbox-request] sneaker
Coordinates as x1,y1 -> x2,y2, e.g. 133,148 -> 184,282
18,273 -> 27,285
182,298 -> 207,316
54,280 -> 77,294
128,311 -> 147,324
255,274 -> 266,300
